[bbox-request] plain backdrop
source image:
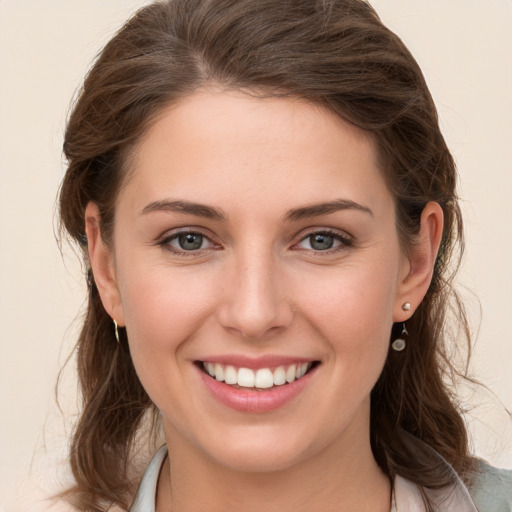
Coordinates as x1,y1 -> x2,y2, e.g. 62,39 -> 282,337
1,1 -> 511,510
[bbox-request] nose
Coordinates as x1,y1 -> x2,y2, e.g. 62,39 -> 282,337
216,247 -> 293,340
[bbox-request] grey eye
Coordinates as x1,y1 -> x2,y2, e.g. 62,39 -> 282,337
308,233 -> 334,250
295,231 -> 350,252
177,233 -> 205,250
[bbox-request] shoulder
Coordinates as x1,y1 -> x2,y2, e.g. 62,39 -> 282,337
394,460 -> 512,512
469,460 -> 512,512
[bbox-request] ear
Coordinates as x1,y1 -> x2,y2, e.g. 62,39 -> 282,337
393,201 -> 444,322
85,202 -> 125,326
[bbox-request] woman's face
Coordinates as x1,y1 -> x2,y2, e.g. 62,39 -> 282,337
93,89 -> 419,472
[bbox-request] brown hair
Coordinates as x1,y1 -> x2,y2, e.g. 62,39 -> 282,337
59,0 -> 474,509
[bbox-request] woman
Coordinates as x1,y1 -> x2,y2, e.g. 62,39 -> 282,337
58,0 -> 512,511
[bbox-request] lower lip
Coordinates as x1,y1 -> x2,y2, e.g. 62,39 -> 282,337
198,366 -> 317,413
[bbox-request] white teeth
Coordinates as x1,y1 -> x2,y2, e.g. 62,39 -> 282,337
202,361 -> 313,389
286,365 -> 296,383
296,362 -> 308,378
206,362 -> 215,377
214,363 -> 225,381
224,365 -> 238,385
255,368 -> 274,388
237,367 -> 255,388
273,366 -> 286,386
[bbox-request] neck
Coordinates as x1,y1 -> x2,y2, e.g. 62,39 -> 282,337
156,425 -> 391,512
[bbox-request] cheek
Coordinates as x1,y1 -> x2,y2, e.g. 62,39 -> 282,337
301,259 -> 398,335
116,262 -> 217,377
116,265 -> 219,422
297,257 -> 398,379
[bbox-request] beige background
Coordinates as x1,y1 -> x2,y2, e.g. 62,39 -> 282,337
1,1 -> 511,510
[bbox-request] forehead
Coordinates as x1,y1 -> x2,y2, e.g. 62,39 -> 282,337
123,89 -> 392,217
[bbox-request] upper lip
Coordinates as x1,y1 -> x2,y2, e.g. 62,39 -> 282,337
196,354 -> 318,369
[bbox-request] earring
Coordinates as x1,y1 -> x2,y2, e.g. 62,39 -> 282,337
402,302 -> 411,311
392,323 -> 408,352
113,319 -> 120,343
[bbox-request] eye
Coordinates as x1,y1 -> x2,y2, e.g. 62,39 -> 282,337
306,233 -> 336,251
295,230 -> 352,252
175,233 -> 207,251
161,230 -> 216,253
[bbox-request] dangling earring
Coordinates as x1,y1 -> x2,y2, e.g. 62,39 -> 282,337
113,319 -> 120,343
392,323 -> 408,352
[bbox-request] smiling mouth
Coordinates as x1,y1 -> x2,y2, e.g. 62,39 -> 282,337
197,361 -> 320,390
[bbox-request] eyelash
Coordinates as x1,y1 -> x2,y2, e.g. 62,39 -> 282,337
292,229 -> 353,254
158,228 -> 353,257
159,228 -> 219,256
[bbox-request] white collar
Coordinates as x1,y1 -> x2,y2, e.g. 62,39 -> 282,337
129,445 -> 168,512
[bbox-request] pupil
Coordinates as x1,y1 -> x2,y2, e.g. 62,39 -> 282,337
179,233 -> 203,250
311,233 -> 333,250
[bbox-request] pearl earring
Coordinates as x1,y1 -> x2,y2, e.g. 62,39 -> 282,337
402,302 -> 411,311
392,323 -> 408,352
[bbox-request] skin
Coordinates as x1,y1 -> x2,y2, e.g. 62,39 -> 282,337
86,89 -> 443,512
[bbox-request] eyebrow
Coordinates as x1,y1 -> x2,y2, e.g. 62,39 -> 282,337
284,199 -> 373,222
140,199 -> 228,221
140,198 -> 373,222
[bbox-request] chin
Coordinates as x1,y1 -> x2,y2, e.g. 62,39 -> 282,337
210,443 -> 309,474
192,423 -> 326,474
